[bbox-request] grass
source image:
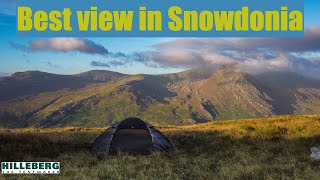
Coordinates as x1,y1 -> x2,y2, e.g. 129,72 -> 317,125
0,115 -> 320,179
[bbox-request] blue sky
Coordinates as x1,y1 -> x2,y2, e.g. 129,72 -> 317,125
0,0 -> 319,76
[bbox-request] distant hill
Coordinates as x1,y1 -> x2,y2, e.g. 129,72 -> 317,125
1,65 -> 320,128
0,72 -> 10,77
0,70 -> 125,101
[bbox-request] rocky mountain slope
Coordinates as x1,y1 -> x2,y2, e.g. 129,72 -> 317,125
1,65 -> 320,128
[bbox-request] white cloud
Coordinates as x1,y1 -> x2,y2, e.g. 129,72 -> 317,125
11,38 -> 109,55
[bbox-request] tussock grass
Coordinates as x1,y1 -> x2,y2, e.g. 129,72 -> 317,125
0,115 -> 320,179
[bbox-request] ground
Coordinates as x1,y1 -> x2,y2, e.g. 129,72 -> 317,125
0,115 -> 320,179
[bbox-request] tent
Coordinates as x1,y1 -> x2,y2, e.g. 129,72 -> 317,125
92,117 -> 173,154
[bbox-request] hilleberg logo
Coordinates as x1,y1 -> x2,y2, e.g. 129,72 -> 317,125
1,162 -> 60,174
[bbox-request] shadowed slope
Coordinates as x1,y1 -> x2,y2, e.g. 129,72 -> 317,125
1,66 -> 320,128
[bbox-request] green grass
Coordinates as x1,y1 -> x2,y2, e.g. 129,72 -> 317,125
0,115 -> 320,179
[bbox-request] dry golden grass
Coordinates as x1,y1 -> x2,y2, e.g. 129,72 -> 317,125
0,115 -> 319,179
160,115 -> 320,138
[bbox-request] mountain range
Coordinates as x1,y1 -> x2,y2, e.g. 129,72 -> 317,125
1,65 -> 320,128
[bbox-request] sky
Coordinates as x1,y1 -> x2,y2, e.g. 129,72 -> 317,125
0,0 -> 320,77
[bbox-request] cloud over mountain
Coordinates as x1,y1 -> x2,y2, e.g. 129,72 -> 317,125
133,26 -> 320,77
9,26 -> 320,78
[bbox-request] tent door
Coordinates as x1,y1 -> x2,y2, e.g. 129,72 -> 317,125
110,129 -> 153,153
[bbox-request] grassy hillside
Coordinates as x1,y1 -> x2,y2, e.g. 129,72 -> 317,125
1,66 -> 320,128
0,115 -> 319,179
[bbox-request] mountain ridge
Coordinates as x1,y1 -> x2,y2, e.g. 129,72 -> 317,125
1,65 -> 320,128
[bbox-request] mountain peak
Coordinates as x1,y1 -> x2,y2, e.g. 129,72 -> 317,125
197,63 -> 279,118
10,71 -> 54,80
74,70 -> 126,82
216,63 -> 243,74
209,63 -> 251,84
167,66 -> 218,81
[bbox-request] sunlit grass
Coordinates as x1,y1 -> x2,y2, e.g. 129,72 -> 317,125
0,115 -> 320,179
